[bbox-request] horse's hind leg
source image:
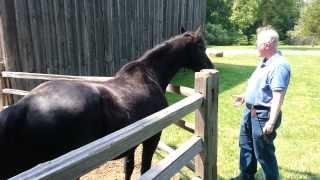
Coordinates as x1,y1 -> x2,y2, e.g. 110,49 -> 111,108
141,132 -> 161,174
123,149 -> 135,180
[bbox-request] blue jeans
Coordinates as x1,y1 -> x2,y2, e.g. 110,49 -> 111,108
239,106 -> 282,180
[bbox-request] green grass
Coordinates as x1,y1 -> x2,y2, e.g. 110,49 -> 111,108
161,50 -> 320,179
209,45 -> 320,51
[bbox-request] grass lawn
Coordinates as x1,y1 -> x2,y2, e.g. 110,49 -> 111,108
210,45 -> 320,51
161,48 -> 320,179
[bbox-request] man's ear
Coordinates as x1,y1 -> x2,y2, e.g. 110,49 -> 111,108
180,27 -> 186,34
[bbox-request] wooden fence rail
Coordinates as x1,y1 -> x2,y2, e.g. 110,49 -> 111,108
1,69 -> 218,180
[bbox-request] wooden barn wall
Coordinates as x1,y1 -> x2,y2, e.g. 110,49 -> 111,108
0,0 -> 206,92
0,1 -> 5,63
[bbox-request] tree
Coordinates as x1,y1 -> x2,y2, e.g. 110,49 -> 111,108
257,0 -> 300,39
206,0 -> 234,29
289,0 -> 320,45
229,0 -> 259,43
230,0 -> 258,30
229,0 -> 300,41
205,0 -> 240,45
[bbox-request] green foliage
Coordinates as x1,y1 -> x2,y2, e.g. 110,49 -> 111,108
205,23 -> 242,45
205,0 -> 239,45
230,0 -> 258,30
207,0 -> 301,44
206,0 -> 234,29
258,0 -> 300,39
288,0 -> 320,45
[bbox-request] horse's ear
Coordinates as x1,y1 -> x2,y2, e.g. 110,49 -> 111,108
180,27 -> 186,34
195,26 -> 202,37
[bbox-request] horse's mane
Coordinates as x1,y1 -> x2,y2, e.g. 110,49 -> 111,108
116,36 -> 180,75
140,41 -> 172,60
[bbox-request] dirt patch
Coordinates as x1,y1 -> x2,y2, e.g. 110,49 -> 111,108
81,146 -> 144,180
80,146 -> 193,180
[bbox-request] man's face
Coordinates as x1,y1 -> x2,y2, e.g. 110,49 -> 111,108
256,40 -> 267,57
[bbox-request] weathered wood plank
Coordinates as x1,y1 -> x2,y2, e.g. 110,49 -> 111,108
1,71 -> 112,82
174,119 -> 195,133
166,84 -> 196,97
2,88 -> 29,96
14,0 -> 32,91
64,0 -> 76,75
0,1 -> 6,63
195,69 -> 219,180
157,141 -> 195,171
75,0 -> 85,75
10,93 -> 204,180
28,0 -> 44,74
107,0 -> 113,75
47,0 -> 59,74
140,137 -> 202,180
52,0 -> 65,74
40,0 -> 51,74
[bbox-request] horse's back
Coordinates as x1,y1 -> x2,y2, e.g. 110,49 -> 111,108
99,77 -> 168,123
0,81 -> 107,178
0,77 -> 167,178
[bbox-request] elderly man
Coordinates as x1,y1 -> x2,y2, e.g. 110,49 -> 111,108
232,27 -> 291,180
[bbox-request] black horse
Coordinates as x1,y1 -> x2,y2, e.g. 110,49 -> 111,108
0,27 -> 213,180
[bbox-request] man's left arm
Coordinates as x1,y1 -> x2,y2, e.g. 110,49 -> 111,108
263,90 -> 285,134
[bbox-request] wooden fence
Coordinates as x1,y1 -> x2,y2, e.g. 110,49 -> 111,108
0,66 -> 219,180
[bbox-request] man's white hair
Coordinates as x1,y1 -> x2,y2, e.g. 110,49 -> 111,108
257,27 -> 279,48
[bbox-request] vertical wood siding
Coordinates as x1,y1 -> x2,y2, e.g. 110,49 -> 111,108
0,0 -> 206,91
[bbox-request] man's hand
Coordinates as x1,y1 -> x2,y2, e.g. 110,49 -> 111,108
263,121 -> 275,134
232,95 -> 244,107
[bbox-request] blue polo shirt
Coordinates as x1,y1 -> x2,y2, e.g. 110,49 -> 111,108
245,52 -> 291,107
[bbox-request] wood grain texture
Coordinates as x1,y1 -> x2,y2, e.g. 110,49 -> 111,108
140,137 -> 202,180
194,69 -> 219,180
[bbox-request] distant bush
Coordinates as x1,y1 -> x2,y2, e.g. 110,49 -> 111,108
237,34 -> 249,45
205,23 -> 239,45
249,34 -> 257,45
287,30 -> 319,45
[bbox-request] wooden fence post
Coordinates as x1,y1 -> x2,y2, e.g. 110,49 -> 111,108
194,69 -> 219,180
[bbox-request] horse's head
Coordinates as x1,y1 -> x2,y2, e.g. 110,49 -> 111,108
178,27 -> 214,71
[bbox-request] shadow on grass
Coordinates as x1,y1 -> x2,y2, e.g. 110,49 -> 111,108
166,63 -> 256,104
253,167 -> 320,180
279,46 -> 320,51
155,150 -> 228,180
280,167 -> 320,179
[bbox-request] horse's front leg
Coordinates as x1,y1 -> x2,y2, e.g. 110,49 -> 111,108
141,132 -> 161,174
123,149 -> 135,180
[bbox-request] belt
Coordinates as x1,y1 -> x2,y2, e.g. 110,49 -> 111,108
246,103 -> 270,110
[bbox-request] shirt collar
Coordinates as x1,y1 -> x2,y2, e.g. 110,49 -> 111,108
260,52 -> 281,68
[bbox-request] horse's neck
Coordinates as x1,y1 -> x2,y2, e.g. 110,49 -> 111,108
117,48 -> 184,92
145,55 -> 182,91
